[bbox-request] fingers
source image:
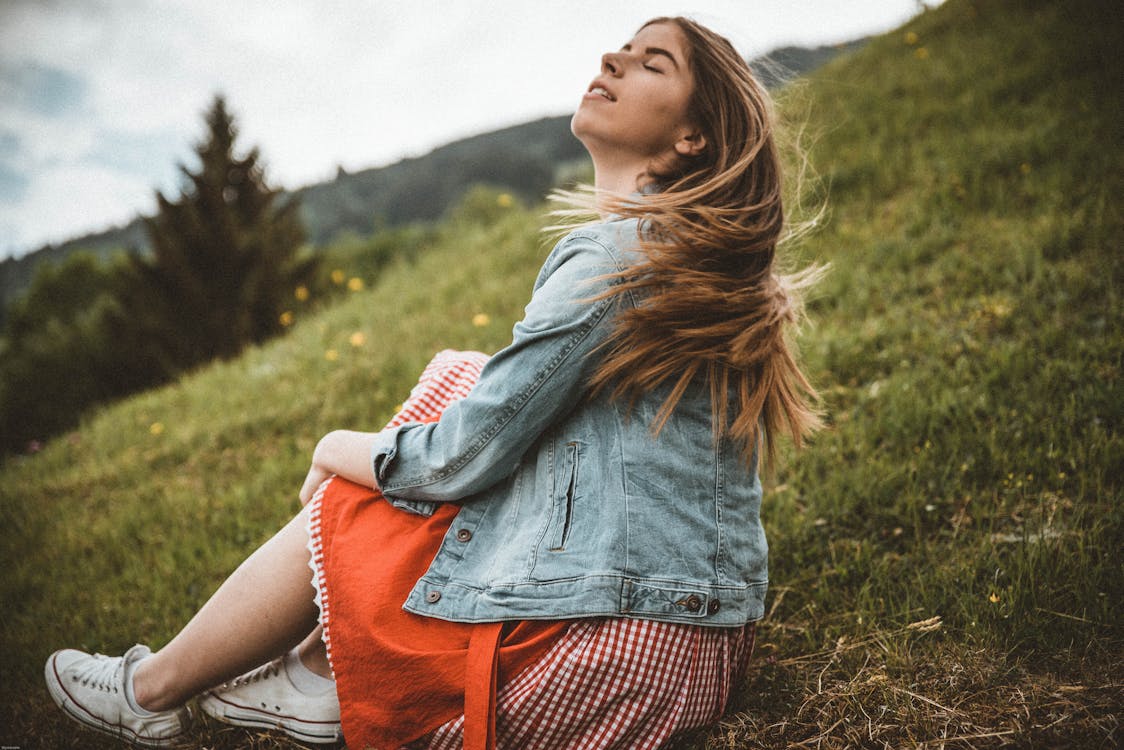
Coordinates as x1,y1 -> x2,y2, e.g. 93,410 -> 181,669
299,465 -> 331,506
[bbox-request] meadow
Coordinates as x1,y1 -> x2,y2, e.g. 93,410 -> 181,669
1,0 -> 1120,747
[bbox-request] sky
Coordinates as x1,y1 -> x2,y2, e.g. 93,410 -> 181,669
0,0 -> 930,260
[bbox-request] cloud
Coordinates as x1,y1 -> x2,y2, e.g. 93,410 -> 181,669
0,130 -> 27,201
0,161 -> 29,203
0,161 -> 155,252
85,128 -> 190,187
0,62 -> 87,117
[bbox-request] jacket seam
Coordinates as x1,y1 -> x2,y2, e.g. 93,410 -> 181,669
382,235 -> 630,492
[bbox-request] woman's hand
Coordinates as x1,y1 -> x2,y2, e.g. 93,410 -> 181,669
299,463 -> 334,505
298,429 -> 380,505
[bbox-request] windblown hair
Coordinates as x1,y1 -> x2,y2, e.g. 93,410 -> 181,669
552,16 -> 824,470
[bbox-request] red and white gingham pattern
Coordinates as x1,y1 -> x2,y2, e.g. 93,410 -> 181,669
413,617 -> 755,750
307,350 -> 491,678
384,350 -> 491,429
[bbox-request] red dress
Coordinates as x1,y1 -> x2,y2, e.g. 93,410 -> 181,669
307,351 -> 755,750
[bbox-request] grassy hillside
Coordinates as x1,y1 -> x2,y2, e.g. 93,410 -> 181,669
2,0 -> 1120,746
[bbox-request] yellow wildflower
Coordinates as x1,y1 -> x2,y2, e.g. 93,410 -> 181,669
149,422 -> 165,436
496,193 -> 514,208
988,592 -> 1000,603
325,349 -> 339,362
915,47 -> 930,60
330,269 -> 346,285
294,285 -> 310,301
349,331 -> 366,348
348,277 -> 364,292
904,31 -> 919,45
279,311 -> 294,327
472,313 -> 491,327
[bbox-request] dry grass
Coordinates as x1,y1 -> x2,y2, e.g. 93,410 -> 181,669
690,617 -> 1122,749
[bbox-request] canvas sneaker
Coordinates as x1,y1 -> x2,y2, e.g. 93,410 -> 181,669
198,655 -> 342,744
44,644 -> 192,747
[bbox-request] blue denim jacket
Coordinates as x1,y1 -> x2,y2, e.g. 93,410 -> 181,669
369,218 -> 768,626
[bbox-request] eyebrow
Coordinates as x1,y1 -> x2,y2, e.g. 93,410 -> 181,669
621,43 -> 681,69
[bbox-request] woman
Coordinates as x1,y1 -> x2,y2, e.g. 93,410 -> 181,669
45,16 -> 821,749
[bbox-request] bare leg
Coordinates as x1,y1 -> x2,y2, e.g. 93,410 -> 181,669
132,506 -> 320,711
297,625 -> 332,678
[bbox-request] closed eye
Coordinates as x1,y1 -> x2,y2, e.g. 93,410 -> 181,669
621,42 -> 678,72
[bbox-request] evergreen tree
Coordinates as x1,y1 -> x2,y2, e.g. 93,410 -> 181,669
114,94 -> 315,372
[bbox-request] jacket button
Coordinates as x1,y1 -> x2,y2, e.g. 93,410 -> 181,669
425,590 -> 441,603
455,528 -> 472,542
707,598 -> 721,615
684,595 -> 702,612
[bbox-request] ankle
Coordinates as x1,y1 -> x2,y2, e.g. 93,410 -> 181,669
131,654 -> 183,713
298,642 -> 333,679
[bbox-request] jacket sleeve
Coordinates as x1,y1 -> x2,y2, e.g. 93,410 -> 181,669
369,230 -> 627,515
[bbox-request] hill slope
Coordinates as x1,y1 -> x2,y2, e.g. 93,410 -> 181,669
2,0 -> 1120,746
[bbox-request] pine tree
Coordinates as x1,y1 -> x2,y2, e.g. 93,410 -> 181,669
115,95 -> 315,372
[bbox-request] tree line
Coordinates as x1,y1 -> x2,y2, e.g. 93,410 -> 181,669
0,97 -> 317,454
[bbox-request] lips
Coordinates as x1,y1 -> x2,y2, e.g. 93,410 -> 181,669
586,78 -> 616,101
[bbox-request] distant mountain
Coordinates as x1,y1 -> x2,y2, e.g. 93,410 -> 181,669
0,38 -> 867,326
749,38 -> 869,89
293,115 -> 589,245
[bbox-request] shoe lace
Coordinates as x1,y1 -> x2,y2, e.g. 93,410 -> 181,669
229,657 -> 283,688
73,653 -> 123,693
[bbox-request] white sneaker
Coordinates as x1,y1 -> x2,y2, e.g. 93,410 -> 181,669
44,644 -> 191,747
198,655 -> 342,744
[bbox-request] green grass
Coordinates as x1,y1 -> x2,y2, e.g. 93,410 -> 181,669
3,0 -> 1121,747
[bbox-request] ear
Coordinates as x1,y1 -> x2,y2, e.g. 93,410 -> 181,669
674,128 -> 707,158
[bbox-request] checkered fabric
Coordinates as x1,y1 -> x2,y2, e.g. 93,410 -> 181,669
414,617 -> 755,749
385,350 -> 491,429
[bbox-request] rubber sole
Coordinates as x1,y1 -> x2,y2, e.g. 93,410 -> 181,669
197,691 -> 342,744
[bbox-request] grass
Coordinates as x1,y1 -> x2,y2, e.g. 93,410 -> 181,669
2,0 -> 1121,747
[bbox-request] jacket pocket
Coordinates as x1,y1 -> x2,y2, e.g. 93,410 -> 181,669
548,441 -> 579,551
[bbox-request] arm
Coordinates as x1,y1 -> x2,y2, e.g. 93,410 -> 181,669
370,231 -> 630,511
298,429 -> 378,505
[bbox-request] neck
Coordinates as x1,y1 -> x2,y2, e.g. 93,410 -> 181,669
590,151 -> 651,199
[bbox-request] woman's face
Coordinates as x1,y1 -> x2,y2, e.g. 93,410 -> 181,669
571,22 -> 700,169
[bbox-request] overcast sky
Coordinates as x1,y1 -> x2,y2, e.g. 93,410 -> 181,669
0,0 -> 930,260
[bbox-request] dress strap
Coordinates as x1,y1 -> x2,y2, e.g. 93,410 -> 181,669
464,621 -> 504,750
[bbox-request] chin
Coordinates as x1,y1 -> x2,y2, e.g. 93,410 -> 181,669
570,108 -> 591,139
569,117 -> 596,155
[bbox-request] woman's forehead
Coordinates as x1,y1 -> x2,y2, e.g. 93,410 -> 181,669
625,22 -> 690,65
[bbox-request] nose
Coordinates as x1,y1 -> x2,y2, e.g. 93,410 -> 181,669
601,51 -> 622,76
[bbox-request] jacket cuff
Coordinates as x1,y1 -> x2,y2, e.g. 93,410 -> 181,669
370,426 -> 438,517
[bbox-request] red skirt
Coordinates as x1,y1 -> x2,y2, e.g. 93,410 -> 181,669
307,351 -> 755,749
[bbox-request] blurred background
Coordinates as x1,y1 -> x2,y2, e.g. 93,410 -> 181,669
0,0 -> 927,259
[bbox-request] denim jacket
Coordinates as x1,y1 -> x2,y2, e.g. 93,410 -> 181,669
369,218 -> 768,626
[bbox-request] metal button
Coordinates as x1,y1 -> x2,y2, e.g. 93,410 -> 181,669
707,598 -> 721,615
425,590 -> 441,603
455,528 -> 472,542
684,595 -> 702,612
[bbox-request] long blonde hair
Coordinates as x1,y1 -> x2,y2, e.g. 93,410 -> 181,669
552,16 -> 823,470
